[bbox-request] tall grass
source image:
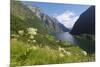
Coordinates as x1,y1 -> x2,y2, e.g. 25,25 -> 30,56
10,39 -> 95,67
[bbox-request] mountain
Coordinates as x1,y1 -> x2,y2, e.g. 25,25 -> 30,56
11,0 -> 48,34
27,5 -> 70,32
55,11 -> 79,29
11,0 -> 69,35
70,6 -> 95,35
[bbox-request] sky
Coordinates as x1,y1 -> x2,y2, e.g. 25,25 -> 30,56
23,1 -> 91,29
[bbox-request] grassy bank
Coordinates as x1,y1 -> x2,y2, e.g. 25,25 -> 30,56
10,39 -> 95,67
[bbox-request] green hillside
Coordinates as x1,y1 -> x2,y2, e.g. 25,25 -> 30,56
11,1 -> 47,34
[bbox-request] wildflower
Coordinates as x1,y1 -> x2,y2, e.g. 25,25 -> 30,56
58,46 -> 72,56
11,34 -> 17,38
32,40 -> 36,43
59,53 -> 64,57
30,46 -> 37,50
35,28 -> 37,32
82,51 -> 87,56
65,51 -> 72,56
27,39 -> 30,42
18,30 -> 24,35
33,32 -> 37,35
27,28 -> 37,35
29,35 -> 34,39
58,46 -> 65,52
56,40 -> 59,42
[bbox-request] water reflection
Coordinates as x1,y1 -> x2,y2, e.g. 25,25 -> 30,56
54,32 -> 78,44
54,32 -> 95,54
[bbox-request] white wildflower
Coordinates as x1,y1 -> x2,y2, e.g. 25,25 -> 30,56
58,46 -> 65,52
82,51 -> 87,56
29,35 -> 34,39
35,28 -> 37,32
27,39 -> 30,42
65,51 -> 72,56
32,40 -> 36,43
33,32 -> 37,35
11,34 -> 17,38
18,30 -> 24,35
59,53 -> 64,57
56,40 -> 59,42
31,46 -> 37,50
58,46 -> 72,56
27,28 -> 37,35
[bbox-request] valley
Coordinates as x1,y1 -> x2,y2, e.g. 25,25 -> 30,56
10,0 -> 95,66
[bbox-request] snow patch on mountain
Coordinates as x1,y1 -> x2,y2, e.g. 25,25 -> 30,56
55,11 -> 79,29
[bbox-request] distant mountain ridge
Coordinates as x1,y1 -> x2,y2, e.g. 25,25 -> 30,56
70,6 -> 95,35
11,0 -> 48,34
11,1 -> 69,35
27,5 -> 70,32
11,0 -> 70,35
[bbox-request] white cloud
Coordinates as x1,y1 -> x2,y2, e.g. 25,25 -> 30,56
55,11 -> 79,29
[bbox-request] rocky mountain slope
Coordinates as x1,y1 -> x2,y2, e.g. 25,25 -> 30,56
27,5 -> 69,32
70,6 -> 95,35
11,0 -> 69,35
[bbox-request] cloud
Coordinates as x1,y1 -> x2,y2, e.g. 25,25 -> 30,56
55,11 -> 79,29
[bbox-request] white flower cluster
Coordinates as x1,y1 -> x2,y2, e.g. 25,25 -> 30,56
59,46 -> 72,57
32,40 -> 36,43
18,28 -> 38,43
59,53 -> 65,57
27,28 -> 37,43
56,40 -> 60,42
28,39 -> 37,42
29,46 -> 37,50
29,35 -> 34,39
18,30 -> 24,35
82,50 -> 87,56
27,28 -> 37,35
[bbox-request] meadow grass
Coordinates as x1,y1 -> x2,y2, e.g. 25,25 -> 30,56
10,39 -> 95,67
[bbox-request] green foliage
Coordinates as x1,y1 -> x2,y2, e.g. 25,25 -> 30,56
10,40 -> 95,67
11,1 -> 48,35
74,34 -> 95,54
75,34 -> 95,41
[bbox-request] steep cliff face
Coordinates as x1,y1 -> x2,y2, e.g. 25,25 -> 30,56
11,1 -> 48,34
27,5 -> 69,33
11,1 -> 69,35
70,6 -> 95,35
